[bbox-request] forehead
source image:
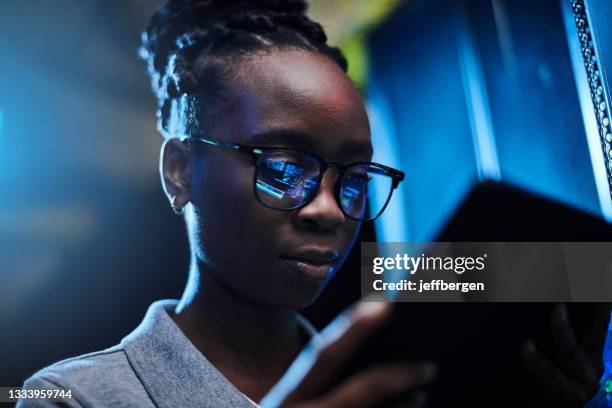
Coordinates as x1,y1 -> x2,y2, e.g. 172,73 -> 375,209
206,49 -> 372,160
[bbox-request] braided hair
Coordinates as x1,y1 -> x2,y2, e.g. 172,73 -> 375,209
140,0 -> 348,137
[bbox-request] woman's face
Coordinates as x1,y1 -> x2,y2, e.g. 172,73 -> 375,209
185,49 -> 372,309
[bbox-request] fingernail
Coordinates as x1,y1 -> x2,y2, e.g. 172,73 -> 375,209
354,298 -> 389,319
361,292 -> 391,304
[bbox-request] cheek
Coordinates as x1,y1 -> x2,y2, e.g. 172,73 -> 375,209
188,156 -> 280,265
185,155 -> 363,308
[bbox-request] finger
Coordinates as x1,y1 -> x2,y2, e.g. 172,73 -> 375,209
522,340 -> 589,404
551,304 -> 599,385
261,297 -> 393,406
582,302 -> 611,373
316,363 -> 436,408
286,297 -> 393,400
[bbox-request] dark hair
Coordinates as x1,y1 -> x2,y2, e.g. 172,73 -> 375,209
140,0 -> 348,136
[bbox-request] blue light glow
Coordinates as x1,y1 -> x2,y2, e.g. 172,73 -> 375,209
367,1 -> 478,242
366,89 -> 410,242
367,0 -> 603,243
255,180 -> 285,199
456,3 -> 502,182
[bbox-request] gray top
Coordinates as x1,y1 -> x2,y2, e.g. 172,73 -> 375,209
17,299 -> 319,408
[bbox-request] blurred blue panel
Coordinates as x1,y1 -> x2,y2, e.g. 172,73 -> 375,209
0,110 -> 3,151
586,0 -> 612,102
474,0 -> 600,215
368,0 -> 603,242
368,0 -> 478,242
367,78 -> 413,242
455,4 -> 501,182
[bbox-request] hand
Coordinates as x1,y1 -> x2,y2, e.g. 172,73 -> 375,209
521,303 -> 610,408
260,299 -> 437,408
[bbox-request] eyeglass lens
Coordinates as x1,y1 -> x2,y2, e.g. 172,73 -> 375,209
254,150 -> 394,220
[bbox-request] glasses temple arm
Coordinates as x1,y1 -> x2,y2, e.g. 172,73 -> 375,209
192,136 -> 263,158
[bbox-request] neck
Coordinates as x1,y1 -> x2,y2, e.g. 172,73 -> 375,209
171,256 -> 306,391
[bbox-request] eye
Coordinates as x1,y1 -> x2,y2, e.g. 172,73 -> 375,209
255,149 -> 322,206
264,158 -> 304,184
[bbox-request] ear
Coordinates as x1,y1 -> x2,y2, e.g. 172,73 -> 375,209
160,138 -> 192,211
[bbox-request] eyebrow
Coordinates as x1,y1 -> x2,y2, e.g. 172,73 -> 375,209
247,128 -> 373,159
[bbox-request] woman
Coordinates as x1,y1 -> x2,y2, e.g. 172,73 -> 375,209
18,1 -> 433,407
18,1 -> 606,407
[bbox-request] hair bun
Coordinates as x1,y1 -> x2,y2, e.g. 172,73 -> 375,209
142,0 -> 348,138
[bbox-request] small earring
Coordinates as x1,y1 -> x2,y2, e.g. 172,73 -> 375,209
170,196 -> 184,215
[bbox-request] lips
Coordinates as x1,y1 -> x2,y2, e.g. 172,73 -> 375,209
280,249 -> 339,281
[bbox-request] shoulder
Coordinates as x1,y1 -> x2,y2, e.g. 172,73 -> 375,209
19,344 -> 154,408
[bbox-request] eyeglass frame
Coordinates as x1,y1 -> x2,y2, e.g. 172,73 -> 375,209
184,135 -> 405,221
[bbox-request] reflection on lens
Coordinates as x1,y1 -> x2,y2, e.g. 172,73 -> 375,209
255,180 -> 285,200
340,164 -> 393,220
255,150 -> 320,209
254,151 -> 398,220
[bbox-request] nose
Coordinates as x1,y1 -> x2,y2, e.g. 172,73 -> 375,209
294,170 -> 345,231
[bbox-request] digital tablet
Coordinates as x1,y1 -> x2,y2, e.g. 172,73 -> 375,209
340,181 -> 612,407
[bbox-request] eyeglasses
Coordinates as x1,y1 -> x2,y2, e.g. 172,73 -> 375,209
186,135 -> 405,221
